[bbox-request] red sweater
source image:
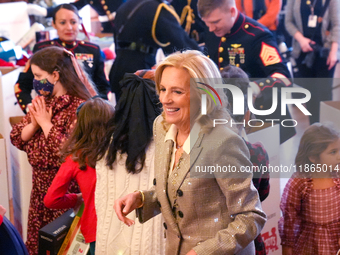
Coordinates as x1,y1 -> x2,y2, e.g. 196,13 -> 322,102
44,156 -> 97,243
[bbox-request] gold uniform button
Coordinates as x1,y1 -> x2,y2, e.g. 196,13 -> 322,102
62,42 -> 66,47
220,67 -> 224,71
22,105 -> 26,108
219,57 -> 223,63
260,105 -> 264,109
266,79 -> 270,83
16,94 -> 19,98
101,27 -> 104,31
81,41 -> 85,44
221,37 -> 226,42
259,82 -> 264,86
106,10 -> 111,15
19,99 -> 22,102
103,5 -> 108,10
207,55 -> 210,58
51,41 -> 54,45
236,64 -> 240,67
244,24 -> 249,29
219,47 -> 224,53
90,1 -> 93,4
101,0 -> 105,4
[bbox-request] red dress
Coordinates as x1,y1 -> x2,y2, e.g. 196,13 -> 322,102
279,174 -> 340,254
10,95 -> 84,255
44,156 -> 97,243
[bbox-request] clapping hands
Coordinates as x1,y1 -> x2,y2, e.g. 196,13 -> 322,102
25,96 -> 53,139
28,96 -> 53,128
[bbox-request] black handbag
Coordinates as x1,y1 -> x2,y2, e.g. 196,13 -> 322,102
302,43 -> 330,68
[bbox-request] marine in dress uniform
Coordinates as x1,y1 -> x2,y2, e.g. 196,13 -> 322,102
14,39 -> 110,113
205,13 -> 295,143
46,0 -> 124,33
205,12 -> 290,78
109,0 -> 200,101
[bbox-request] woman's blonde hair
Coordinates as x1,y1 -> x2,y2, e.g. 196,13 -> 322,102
155,50 -> 231,133
295,123 -> 340,170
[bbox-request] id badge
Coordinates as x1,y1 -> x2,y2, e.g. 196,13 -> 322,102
308,15 -> 318,27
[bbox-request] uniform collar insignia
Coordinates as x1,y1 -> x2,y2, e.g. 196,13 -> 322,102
58,39 -> 77,48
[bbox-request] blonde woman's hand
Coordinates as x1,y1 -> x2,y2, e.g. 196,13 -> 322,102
114,191 -> 143,227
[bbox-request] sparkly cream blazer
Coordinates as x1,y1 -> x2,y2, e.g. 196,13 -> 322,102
137,115 -> 267,255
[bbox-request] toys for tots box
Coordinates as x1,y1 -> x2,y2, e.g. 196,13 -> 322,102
0,133 -> 10,215
247,124 -> 281,255
38,209 -> 75,255
320,101 -> 340,129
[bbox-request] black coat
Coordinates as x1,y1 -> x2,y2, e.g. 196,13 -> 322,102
109,0 -> 200,101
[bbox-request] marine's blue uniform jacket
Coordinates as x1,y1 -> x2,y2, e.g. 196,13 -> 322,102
15,39 -> 110,113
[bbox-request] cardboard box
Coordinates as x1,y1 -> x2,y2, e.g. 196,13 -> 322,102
247,124 -> 281,255
320,101 -> 340,129
0,66 -> 17,75
0,66 -> 25,227
64,229 -> 89,255
38,209 -> 75,255
0,133 -> 10,219
0,66 -> 30,239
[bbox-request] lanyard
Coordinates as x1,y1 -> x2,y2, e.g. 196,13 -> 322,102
307,0 -> 318,16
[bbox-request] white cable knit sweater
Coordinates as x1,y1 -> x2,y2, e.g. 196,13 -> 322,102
95,141 -> 165,255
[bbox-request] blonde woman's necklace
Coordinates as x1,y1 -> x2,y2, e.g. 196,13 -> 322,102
176,143 -> 183,149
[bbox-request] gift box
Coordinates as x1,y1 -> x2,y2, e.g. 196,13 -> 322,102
38,209 -> 75,255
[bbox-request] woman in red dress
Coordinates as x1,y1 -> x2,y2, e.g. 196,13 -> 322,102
10,46 -> 96,255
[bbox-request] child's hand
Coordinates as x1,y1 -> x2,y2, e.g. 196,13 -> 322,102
282,245 -> 293,255
31,96 -> 53,128
73,193 -> 83,214
0,205 -> 6,217
28,104 -> 39,128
